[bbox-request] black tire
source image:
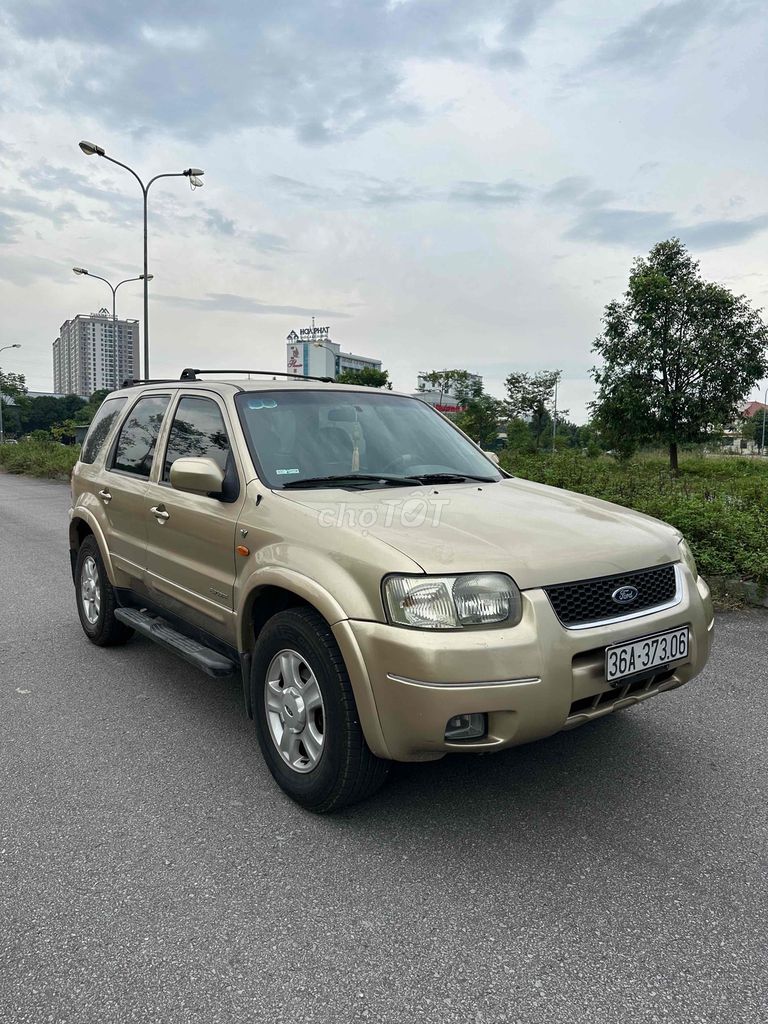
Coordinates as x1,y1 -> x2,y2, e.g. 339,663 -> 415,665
251,607 -> 390,812
74,535 -> 134,647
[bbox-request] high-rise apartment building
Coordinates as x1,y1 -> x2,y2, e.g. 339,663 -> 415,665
53,309 -> 140,397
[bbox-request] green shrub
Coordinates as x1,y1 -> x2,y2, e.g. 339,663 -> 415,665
0,438 -> 79,479
500,449 -> 768,585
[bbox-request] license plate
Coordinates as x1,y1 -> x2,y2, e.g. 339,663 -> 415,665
605,626 -> 689,684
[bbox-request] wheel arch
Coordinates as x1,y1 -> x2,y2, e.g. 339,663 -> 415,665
237,569 -> 348,654
69,511 -> 116,585
238,571 -> 389,758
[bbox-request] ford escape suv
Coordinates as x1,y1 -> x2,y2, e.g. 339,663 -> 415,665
69,370 -> 714,811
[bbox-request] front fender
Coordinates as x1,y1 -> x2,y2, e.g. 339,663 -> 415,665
236,565 -> 351,651
235,565 -> 391,760
69,507 -> 116,586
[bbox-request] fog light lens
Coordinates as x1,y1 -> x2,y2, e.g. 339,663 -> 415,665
444,713 -> 486,740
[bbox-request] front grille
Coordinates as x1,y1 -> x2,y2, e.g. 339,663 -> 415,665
545,563 -> 678,628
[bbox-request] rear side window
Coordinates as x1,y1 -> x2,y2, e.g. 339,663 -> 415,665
111,395 -> 171,477
80,397 -> 127,465
162,396 -> 239,501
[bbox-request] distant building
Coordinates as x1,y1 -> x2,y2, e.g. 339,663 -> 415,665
741,401 -> 768,419
53,309 -> 139,398
286,323 -> 382,380
722,401 -> 768,454
414,370 -> 484,414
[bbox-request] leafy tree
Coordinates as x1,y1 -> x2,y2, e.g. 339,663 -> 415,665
455,394 -> 505,448
504,370 -> 563,450
418,369 -> 482,404
75,389 -> 113,426
541,414 -> 581,451
505,417 -> 536,455
50,419 -> 81,444
336,367 -> 392,389
591,238 -> 768,471
741,408 -> 768,450
20,395 -> 87,434
0,367 -> 29,438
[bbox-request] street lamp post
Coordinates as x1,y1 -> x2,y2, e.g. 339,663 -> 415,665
0,343 -> 22,444
312,341 -> 339,377
78,141 -> 204,379
551,376 -> 559,453
72,268 -> 151,389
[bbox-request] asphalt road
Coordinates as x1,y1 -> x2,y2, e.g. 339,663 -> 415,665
1,473 -> 767,1024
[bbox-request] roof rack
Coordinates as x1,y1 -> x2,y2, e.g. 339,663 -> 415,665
121,377 -> 177,388
179,368 -> 335,384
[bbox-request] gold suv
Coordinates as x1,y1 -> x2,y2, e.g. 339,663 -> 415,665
69,370 -> 714,811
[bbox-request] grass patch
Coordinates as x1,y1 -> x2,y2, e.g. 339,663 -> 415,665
500,450 -> 768,586
0,439 -> 79,479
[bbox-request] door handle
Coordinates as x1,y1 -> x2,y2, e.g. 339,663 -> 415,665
98,489 -> 112,504
150,505 -> 170,523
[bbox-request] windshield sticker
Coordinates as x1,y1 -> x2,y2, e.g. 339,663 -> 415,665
275,468 -> 300,475
246,398 -> 278,410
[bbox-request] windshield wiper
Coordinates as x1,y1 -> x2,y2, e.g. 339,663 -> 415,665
281,473 -> 422,489
412,472 -> 499,484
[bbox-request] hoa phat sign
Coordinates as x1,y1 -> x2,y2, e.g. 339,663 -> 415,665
292,325 -> 330,340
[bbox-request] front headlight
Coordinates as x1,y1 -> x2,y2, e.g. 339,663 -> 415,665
678,537 -> 698,579
383,572 -> 522,630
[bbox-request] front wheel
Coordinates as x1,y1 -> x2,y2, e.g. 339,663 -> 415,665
251,607 -> 390,812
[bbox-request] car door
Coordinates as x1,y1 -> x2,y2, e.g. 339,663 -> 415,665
100,392 -> 172,588
142,391 -> 245,645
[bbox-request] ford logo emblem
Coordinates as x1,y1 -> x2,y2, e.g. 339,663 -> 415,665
612,585 -> 639,605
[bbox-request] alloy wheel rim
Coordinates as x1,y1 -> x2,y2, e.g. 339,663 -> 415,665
80,555 -> 101,624
265,649 -> 325,774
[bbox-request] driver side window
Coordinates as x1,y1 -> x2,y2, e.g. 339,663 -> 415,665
163,396 -> 239,501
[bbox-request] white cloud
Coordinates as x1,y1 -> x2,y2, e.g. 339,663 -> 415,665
0,0 -> 766,421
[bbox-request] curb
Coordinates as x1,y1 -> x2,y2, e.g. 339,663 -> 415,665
707,577 -> 768,609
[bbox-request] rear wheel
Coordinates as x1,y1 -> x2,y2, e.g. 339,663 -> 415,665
74,536 -> 134,647
252,607 -> 390,812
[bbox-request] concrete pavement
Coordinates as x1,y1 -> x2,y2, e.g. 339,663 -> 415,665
1,472 -> 767,1023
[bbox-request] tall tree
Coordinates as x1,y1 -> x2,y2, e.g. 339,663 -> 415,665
741,408 -> 768,450
20,395 -> 87,434
0,367 -> 28,438
455,394 -> 504,448
75,389 -> 114,425
504,370 -> 562,450
418,369 -> 482,404
591,238 -> 768,471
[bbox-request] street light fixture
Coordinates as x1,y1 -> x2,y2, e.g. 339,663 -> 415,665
0,343 -> 22,445
72,268 -> 151,390
78,140 -> 204,378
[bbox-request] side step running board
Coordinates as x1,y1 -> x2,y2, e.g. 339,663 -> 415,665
114,608 -> 237,679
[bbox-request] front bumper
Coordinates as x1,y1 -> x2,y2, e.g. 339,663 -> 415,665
334,568 -> 714,762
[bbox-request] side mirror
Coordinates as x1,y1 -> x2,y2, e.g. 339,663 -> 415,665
483,451 -> 500,465
169,456 -> 225,496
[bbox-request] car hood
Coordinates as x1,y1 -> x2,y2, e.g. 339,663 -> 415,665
278,478 -> 680,590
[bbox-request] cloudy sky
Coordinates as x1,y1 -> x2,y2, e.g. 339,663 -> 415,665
1,0 -> 766,420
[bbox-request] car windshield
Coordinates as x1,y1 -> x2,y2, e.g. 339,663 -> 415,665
235,389 -> 502,489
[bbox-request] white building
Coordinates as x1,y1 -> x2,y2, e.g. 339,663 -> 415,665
414,370 -> 484,413
286,323 -> 382,380
53,310 -> 140,397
